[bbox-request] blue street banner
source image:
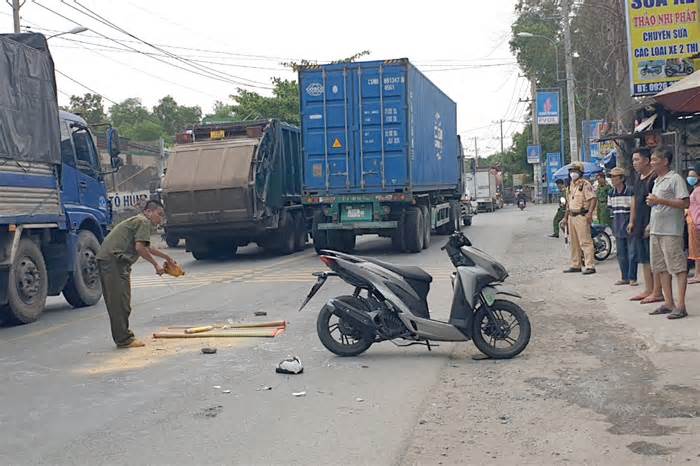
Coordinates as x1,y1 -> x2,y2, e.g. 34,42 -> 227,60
536,91 -> 560,125
545,153 -> 563,194
527,145 -> 541,164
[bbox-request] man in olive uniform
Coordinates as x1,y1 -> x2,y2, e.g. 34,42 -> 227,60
563,162 -> 597,274
97,200 -> 176,348
595,172 -> 613,226
550,179 -> 567,238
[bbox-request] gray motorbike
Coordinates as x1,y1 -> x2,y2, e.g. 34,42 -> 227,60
299,232 -> 531,359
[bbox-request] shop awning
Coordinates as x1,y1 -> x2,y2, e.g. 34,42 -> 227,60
654,71 -> 700,114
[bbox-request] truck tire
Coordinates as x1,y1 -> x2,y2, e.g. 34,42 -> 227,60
293,211 -> 307,252
2,239 -> 48,324
404,206 -> 424,253
165,234 -> 180,248
192,240 -> 237,260
391,211 -> 406,251
463,215 -> 472,226
63,231 -> 102,308
274,211 -> 296,255
312,211 -> 329,254
419,205 -> 431,249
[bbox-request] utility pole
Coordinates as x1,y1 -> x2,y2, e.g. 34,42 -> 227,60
473,136 -> 478,163
530,80 -> 542,204
9,0 -> 25,33
561,0 -> 579,161
498,119 -> 504,157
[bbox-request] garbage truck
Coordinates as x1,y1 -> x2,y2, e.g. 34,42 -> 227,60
299,58 -> 465,253
0,33 -> 121,324
161,120 -> 305,260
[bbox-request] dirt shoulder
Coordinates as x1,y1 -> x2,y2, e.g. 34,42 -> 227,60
401,209 -> 700,465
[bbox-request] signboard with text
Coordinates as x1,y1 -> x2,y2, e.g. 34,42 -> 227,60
108,191 -> 151,212
545,153 -> 563,194
624,0 -> 700,97
527,145 -> 541,164
536,91 -> 560,125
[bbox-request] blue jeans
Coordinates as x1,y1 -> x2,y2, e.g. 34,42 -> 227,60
616,236 -> 637,281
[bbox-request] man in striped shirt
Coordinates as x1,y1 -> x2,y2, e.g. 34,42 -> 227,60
608,167 -> 637,285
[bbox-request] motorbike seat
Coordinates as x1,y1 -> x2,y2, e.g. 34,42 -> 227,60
364,258 -> 433,283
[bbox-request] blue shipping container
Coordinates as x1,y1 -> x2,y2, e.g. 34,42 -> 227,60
300,59 -> 459,195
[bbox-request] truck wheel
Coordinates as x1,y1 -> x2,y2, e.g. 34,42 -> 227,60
391,211 -> 406,251
191,249 -> 213,261
404,206 -> 424,253
2,239 -> 48,324
274,211 -> 296,255
419,205 -> 431,249
63,231 -> 102,308
165,234 -> 180,248
341,232 -> 356,252
312,211 -> 329,254
293,211 -> 307,252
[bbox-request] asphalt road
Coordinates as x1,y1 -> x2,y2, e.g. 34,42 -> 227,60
4,205 -> 700,465
0,207 -> 518,465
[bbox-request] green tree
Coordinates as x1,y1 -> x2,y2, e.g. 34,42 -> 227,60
109,98 -> 151,130
152,95 -> 202,135
68,93 -> 106,125
210,78 -> 301,126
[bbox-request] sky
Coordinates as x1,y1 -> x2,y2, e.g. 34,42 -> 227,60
3,0 -> 530,157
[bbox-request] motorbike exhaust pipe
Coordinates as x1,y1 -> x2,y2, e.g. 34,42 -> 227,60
326,298 -> 377,337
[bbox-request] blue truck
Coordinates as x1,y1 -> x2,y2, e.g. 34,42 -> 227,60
0,33 -> 121,324
299,58 -> 467,253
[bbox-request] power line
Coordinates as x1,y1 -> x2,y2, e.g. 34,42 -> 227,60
66,0 -> 272,88
33,0 -> 273,90
55,69 -> 117,104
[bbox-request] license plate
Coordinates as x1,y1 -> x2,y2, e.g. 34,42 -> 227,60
341,204 -> 371,222
483,287 -> 496,306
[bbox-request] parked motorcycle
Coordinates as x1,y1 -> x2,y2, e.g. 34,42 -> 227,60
517,198 -> 526,210
591,224 -> 612,261
299,232 -> 531,359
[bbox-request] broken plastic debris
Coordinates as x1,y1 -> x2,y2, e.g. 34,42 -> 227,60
292,391 -> 306,397
276,356 -> 303,374
356,397 -> 364,402
201,347 -> 217,354
254,311 -> 267,316
222,389 -> 231,394
213,385 -> 221,389
257,386 -> 273,391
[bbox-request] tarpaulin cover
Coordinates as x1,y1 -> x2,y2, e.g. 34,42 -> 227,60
0,33 -> 60,164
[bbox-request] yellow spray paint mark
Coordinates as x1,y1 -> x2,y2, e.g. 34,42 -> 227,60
332,138 -> 342,149
73,337 -> 249,375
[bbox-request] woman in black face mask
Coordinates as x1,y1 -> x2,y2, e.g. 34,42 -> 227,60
687,166 -> 699,284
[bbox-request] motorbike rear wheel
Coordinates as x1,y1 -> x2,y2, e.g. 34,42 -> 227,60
472,299 -> 530,359
317,296 -> 374,357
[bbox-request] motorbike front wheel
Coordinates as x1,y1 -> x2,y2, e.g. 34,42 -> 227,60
472,299 -> 531,359
316,296 -> 374,357
594,230 -> 612,261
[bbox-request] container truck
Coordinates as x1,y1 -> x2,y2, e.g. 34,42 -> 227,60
0,33 -> 121,324
299,58 -> 464,254
475,168 -> 498,212
161,120 -> 306,260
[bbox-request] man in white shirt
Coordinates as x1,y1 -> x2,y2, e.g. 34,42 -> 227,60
646,147 -> 690,319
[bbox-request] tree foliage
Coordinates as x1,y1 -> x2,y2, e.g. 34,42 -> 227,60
497,0 -> 635,181
67,93 -> 106,125
209,78 -> 301,126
